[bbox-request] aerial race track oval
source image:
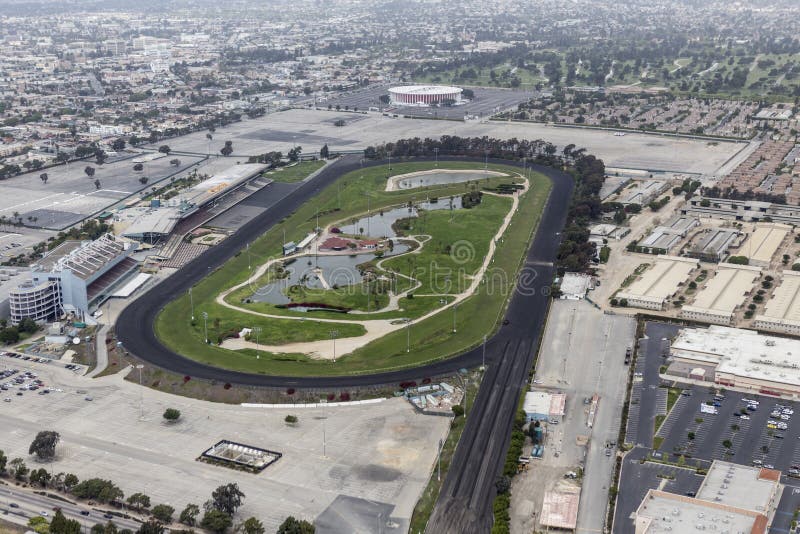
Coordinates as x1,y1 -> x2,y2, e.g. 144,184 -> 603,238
115,155 -> 574,388
388,85 -> 463,105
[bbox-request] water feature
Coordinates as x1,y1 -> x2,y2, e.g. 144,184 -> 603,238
348,196 -> 463,238
389,169 -> 505,190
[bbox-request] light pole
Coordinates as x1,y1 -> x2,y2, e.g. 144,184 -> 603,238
253,326 -> 262,359
201,311 -> 208,344
434,147 -> 439,167
330,330 -> 338,362
452,302 -> 458,333
437,438 -> 443,481
136,364 -> 144,420
406,319 -> 411,353
320,398 -> 327,457
189,287 -> 194,321
247,242 -> 251,270
482,334 -> 487,368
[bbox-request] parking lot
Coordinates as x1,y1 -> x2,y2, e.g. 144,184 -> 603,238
0,356 -> 448,532
614,320 -> 800,533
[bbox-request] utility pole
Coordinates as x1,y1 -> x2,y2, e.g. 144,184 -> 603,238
434,147 -> 439,167
202,311 -> 208,343
452,302 -> 458,333
406,319 -> 411,352
136,364 -> 144,420
189,287 -> 194,321
320,398 -> 327,457
437,438 -> 443,481
482,334 -> 487,368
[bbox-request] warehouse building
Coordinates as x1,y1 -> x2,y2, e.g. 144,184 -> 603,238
680,263 -> 761,325
754,270 -> 800,336
737,223 -> 791,267
639,215 -> 699,253
523,391 -> 566,423
616,255 -> 698,310
670,325 -> 800,396
684,227 -> 742,262
634,460 -> 781,534
683,197 -> 800,225
9,234 -> 137,322
619,180 -> 669,206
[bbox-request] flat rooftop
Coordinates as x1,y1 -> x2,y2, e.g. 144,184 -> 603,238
181,163 -> 267,206
672,325 -> 800,388
618,255 -> 697,302
540,487 -> 579,530
740,223 -> 790,264
636,489 -> 767,534
696,460 -> 780,514
692,228 -> 741,255
758,270 -> 800,325
683,263 -> 761,316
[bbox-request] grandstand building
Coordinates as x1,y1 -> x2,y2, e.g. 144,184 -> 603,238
9,234 -> 138,322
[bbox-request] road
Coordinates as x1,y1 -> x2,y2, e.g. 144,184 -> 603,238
0,484 -> 141,531
116,156 -> 573,388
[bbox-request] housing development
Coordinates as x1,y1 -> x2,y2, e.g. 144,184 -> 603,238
1,1 -> 800,534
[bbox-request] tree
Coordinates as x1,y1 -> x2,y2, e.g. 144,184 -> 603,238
126,492 -> 151,511
158,145 -> 171,155
95,150 -> 107,165
136,520 -> 164,534
151,504 -> 174,523
84,166 -> 95,178
220,141 -> 233,157
40,173 -> 48,184
63,473 -> 79,490
29,468 -> 52,487
276,516 -> 315,534
319,144 -> 329,159
687,432 -> 695,440
29,430 -> 60,460
90,521 -> 118,534
285,415 -> 298,425
169,159 -> 181,167
179,504 -> 200,526
378,94 -> 390,105
71,478 -> 123,503
139,176 -> 149,185
452,404 -> 464,417
50,509 -> 82,534
133,163 -> 144,172
94,179 -> 101,190
111,139 -> 126,151
163,408 -> 181,422
238,517 -> 265,534
201,510 -> 232,533
0,449 -> 6,473
28,516 -> 49,534
209,483 -> 245,516
10,457 -> 28,480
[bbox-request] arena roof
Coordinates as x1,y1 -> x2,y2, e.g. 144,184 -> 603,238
388,85 -> 462,95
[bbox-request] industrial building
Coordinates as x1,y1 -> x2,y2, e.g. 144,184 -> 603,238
680,263 -> 761,325
684,227 -> 742,262
737,223 -> 790,267
669,325 -> 800,396
754,270 -> 800,335
540,486 -> 580,531
683,197 -> 800,225
523,391 -> 566,423
9,234 -> 137,322
639,215 -> 699,253
618,180 -> 669,206
616,255 -> 698,310
388,85 -> 463,106
559,273 -> 592,300
634,460 -> 781,534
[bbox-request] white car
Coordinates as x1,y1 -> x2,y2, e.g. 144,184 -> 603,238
741,415 -> 750,420
781,414 -> 791,420
784,409 -> 794,415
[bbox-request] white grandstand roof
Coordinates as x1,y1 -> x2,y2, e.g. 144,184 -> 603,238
35,234 -> 131,280
181,163 -> 267,206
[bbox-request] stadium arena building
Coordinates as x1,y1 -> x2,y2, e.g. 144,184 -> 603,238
388,85 -> 463,106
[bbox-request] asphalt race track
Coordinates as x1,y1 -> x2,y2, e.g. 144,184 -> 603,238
116,153 -> 572,532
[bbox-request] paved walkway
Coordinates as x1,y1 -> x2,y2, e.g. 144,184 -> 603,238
217,177 -> 529,359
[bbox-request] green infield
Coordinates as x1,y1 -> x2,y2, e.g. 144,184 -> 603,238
155,160 -> 550,376
265,160 -> 325,182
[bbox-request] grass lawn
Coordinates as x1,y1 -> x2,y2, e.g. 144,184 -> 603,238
155,160 -> 549,376
654,414 -> 667,437
653,435 -> 664,451
266,160 -> 325,182
666,387 -> 681,413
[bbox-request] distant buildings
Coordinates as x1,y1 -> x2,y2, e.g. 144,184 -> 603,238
683,198 -> 800,225
616,255 -> 698,310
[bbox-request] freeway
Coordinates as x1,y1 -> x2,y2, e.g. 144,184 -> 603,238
0,484 -> 141,531
116,155 -> 573,388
